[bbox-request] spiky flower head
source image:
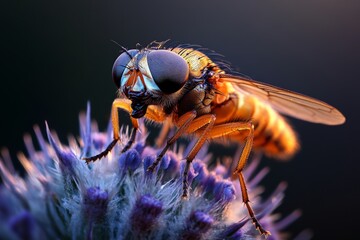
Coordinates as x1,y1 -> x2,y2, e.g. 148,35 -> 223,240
0,103 -> 303,239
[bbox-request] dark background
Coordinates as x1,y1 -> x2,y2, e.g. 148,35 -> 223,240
1,1 -> 359,239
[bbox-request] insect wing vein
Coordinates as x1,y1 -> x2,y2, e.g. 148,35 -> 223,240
217,74 -> 345,125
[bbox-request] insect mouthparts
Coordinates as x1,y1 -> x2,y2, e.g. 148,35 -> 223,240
126,90 -> 150,118
131,102 -> 148,118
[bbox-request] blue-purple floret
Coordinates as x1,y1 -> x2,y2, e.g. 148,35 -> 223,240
181,210 -> 214,240
130,194 -> 163,233
118,149 -> 142,172
83,187 -> 109,221
0,104 -> 304,239
213,180 -> 236,203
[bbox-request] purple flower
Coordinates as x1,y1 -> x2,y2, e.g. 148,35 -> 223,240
0,104 -> 306,239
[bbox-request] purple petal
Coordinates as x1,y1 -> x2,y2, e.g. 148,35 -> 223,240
79,102 -> 92,158
217,219 -> 248,239
46,122 -> 76,174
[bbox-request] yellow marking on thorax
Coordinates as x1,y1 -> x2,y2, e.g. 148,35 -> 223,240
171,48 -> 216,78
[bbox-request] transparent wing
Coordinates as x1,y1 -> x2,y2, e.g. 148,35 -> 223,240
217,74 -> 345,125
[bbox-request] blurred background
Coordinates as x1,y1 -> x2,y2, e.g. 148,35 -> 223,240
1,0 -> 358,239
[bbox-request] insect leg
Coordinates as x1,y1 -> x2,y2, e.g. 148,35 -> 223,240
147,111 -> 197,172
205,121 -> 270,236
120,125 -> 137,154
181,114 -> 216,198
83,99 -> 138,163
155,118 -> 171,147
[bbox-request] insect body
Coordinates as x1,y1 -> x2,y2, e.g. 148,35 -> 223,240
209,85 -> 299,159
84,41 -> 345,236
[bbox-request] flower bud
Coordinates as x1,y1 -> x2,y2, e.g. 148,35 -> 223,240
118,149 -> 141,171
213,180 -> 236,203
130,194 -> 163,233
83,187 -> 109,221
181,210 -> 214,240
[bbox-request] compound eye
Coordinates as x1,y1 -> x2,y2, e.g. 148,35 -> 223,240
112,49 -> 139,88
147,50 -> 189,94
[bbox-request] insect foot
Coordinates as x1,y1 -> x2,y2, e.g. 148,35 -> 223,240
83,138 -> 119,163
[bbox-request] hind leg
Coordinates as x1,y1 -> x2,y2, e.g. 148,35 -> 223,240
202,121 -> 270,236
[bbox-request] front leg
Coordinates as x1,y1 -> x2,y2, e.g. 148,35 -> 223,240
83,98 -> 138,163
181,114 -> 216,198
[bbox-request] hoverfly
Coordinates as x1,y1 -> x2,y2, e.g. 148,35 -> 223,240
84,40 -> 345,236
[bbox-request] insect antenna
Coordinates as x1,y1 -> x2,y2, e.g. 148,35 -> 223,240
110,40 -> 133,60
157,39 -> 171,49
119,64 -> 132,70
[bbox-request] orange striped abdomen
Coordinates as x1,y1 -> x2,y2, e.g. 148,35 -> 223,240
211,92 -> 299,160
